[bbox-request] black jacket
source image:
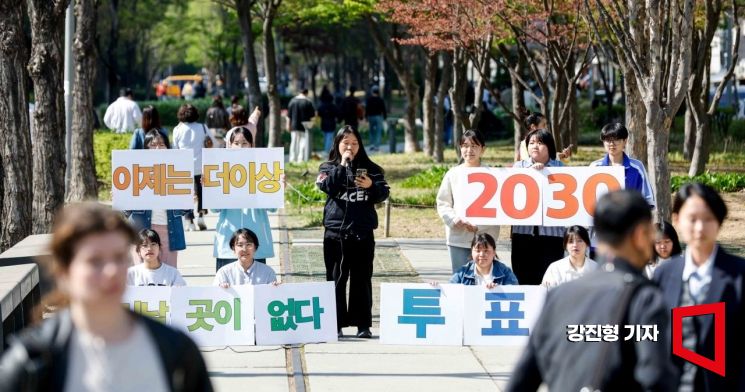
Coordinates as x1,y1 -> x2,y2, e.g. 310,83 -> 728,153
507,258 -> 677,392
317,101 -> 339,132
287,95 -> 315,132
316,161 -> 389,239
0,310 -> 213,392
653,248 -> 745,392
365,95 -> 387,118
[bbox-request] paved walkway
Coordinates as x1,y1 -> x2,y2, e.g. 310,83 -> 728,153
179,211 -> 522,391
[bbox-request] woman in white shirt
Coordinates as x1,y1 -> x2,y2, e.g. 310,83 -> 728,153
646,220 -> 682,278
436,130 -> 500,273
128,229 -> 187,286
542,225 -> 598,288
172,104 -> 216,231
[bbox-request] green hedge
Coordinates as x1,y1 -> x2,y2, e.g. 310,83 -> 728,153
671,172 -> 745,193
94,130 -> 131,199
400,166 -> 448,189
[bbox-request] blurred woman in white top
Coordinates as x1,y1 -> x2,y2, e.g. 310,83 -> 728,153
172,103 -> 216,231
436,130 -> 500,273
542,225 -> 598,288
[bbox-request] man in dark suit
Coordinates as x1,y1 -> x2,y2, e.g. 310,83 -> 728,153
507,190 -> 677,392
653,182 -> 745,391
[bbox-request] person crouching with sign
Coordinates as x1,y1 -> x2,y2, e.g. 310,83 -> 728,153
128,229 -> 187,286
316,125 -> 390,339
449,233 -> 518,288
126,129 -> 188,267
214,228 -> 277,287
0,203 -> 213,391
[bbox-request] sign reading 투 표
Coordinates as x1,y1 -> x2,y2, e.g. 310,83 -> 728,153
454,167 -> 624,227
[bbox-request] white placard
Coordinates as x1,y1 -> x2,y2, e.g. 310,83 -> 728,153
122,286 -> 173,324
380,283 -> 464,346
170,286 -> 255,346
111,149 -> 195,210
542,167 -> 624,227
455,167 -> 624,227
201,148 -> 285,209
254,282 -> 338,345
454,167 -> 544,226
463,285 -> 547,346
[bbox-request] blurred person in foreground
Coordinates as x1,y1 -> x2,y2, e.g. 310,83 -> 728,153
0,203 -> 212,392
654,183 -> 745,392
507,190 -> 676,392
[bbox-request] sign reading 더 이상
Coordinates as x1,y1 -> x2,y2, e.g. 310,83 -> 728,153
201,148 -> 285,209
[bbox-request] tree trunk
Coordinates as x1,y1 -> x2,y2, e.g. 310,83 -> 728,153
434,51 -> 452,163
262,2 -> 282,148
624,69 -> 647,161
403,78 -> 420,153
469,46 -> 490,131
67,0 -> 98,202
0,0 -> 33,251
683,107 -> 695,160
451,48 -> 468,159
512,50 -> 526,159
423,52 -> 437,157
688,111 -> 711,176
105,0 -> 119,104
28,0 -> 70,234
237,0 -> 265,146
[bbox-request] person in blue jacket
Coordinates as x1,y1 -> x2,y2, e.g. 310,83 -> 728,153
127,129 -> 187,267
450,233 -> 518,287
129,105 -> 169,149
212,126 -> 276,271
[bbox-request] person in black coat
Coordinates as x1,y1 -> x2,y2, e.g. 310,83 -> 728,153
0,203 -> 212,392
653,182 -> 745,392
507,190 -> 677,392
315,125 -> 389,338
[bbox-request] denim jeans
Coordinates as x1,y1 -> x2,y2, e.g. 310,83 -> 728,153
367,115 -> 384,148
448,245 -> 472,274
323,131 -> 335,154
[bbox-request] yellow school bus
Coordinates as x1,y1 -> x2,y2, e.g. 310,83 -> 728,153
157,75 -> 203,98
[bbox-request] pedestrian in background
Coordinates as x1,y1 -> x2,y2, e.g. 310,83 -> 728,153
103,88 -> 142,133
287,88 -> 316,163
205,96 -> 230,148
365,86 -> 387,151
318,86 -> 339,153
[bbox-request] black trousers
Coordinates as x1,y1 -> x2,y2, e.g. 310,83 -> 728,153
185,175 -> 206,220
511,233 -> 565,285
323,236 -> 374,330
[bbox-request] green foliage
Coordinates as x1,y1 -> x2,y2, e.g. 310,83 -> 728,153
400,166 -> 448,189
94,130 -> 131,199
287,181 -> 327,206
390,192 -> 437,207
728,118 -> 745,139
671,172 -> 745,193
580,104 -> 625,132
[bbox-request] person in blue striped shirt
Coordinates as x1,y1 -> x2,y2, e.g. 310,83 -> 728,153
589,123 -> 655,258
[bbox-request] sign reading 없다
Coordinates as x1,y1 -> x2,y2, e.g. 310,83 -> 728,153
254,281 -> 338,345
454,167 -> 624,227
201,148 -> 285,209
111,149 -> 195,210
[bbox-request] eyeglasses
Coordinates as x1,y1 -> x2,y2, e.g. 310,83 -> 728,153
234,242 -> 255,249
602,138 -> 624,145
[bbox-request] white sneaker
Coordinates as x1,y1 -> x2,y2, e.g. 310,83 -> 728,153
197,216 -> 207,231
187,223 -> 197,231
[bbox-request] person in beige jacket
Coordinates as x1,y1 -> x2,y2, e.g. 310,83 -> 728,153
436,130 -> 500,273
